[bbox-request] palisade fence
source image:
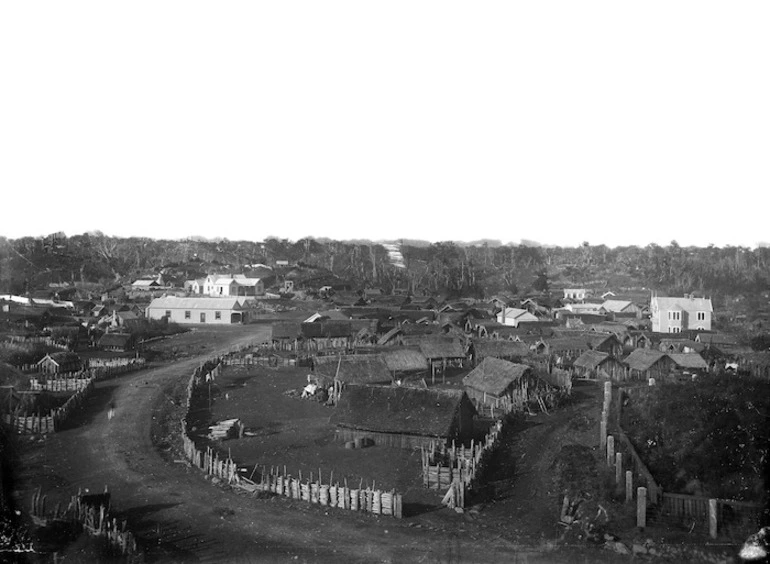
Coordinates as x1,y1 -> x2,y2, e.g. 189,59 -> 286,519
3,378 -> 96,434
31,487 -> 141,562
2,359 -> 149,434
421,420 -> 505,510
600,382 -> 765,540
179,350 -> 404,518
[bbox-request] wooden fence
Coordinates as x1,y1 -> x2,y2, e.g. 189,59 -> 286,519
604,383 -> 765,539
31,487 -> 140,561
29,376 -> 92,392
421,420 -> 505,508
2,377 -> 96,434
179,352 -> 404,518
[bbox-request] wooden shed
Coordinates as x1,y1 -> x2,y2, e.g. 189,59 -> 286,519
572,350 -> 626,381
418,338 -> 466,380
330,384 -> 477,449
623,349 -> 675,382
37,352 -> 82,375
469,339 -> 530,365
97,332 -> 134,352
462,357 -> 533,411
380,348 -> 429,380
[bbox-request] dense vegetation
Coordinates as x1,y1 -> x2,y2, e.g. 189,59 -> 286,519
3,234 -> 770,296
621,375 -> 770,503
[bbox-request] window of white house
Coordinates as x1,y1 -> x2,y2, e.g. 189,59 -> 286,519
697,311 -> 706,321
200,312 -> 206,323
215,311 -> 221,320
668,311 -> 681,321
185,311 -> 191,319
165,310 -> 171,317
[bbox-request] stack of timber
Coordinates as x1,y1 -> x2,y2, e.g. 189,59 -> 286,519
207,418 -> 243,440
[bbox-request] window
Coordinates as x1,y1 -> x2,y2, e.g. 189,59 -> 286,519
185,310 -> 191,319
697,311 -> 706,321
215,311 -> 221,320
200,312 -> 206,323
668,311 -> 681,321
165,310 -> 171,318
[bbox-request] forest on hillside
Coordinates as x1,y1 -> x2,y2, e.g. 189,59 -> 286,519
2,233 -> 770,307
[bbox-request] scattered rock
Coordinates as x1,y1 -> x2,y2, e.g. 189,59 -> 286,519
604,541 -> 630,555
632,542 -> 647,555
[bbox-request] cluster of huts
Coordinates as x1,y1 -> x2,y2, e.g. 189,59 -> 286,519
264,292 -> 754,451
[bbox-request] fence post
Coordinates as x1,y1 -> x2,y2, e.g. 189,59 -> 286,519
615,453 -> 623,485
709,498 -> 717,539
600,418 -> 607,450
637,487 -> 647,529
606,435 -> 615,467
625,471 -> 633,503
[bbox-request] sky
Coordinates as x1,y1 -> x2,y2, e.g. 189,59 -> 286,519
1,2 -> 768,249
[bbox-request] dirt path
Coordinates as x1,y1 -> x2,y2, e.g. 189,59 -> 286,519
14,328 -> 570,563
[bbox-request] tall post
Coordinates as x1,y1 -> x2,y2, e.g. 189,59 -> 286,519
615,453 -> 623,485
600,417 -> 608,450
709,499 -> 718,539
606,435 -> 615,467
637,487 -> 647,529
625,471 -> 633,503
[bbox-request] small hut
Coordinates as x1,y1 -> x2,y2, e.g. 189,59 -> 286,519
380,348 -> 429,382
469,339 -> 529,365
330,384 -> 477,449
462,357 -> 534,413
36,352 -> 82,375
572,350 -> 626,381
98,332 -> 134,352
667,353 -> 709,379
418,338 -> 466,381
623,349 -> 674,382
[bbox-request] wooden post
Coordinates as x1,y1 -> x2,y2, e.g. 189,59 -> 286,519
709,499 -> 718,539
600,417 -> 607,449
615,452 -> 623,485
625,471 -> 633,503
637,487 -> 647,529
606,435 -> 615,467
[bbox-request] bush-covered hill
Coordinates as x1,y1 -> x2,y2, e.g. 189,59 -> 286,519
621,375 -> 770,503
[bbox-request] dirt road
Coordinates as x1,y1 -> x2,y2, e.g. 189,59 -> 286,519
15,327 -> 582,563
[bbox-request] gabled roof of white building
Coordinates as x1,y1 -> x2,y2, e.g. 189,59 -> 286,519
147,297 -> 243,310
652,296 -> 713,313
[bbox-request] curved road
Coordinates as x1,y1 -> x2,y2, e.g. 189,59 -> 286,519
15,328 -> 537,563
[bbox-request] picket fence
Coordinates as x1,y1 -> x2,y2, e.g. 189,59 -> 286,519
31,487 -> 140,561
29,376 -> 91,392
180,351 -> 404,518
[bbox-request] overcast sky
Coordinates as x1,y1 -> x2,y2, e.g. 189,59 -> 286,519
1,2 -> 768,248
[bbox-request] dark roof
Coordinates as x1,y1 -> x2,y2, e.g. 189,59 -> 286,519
463,358 -> 531,396
381,349 -> 429,373
623,349 -> 668,372
330,384 -> 473,437
696,333 -> 741,347
301,321 -> 357,339
39,352 -> 81,366
471,339 -> 530,360
573,350 -> 611,370
313,354 -> 392,384
418,338 -> 466,360
98,333 -> 133,347
668,353 -> 708,370
271,321 -> 301,340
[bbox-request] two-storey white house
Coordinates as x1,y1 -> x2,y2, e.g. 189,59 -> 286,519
192,274 -> 265,297
650,294 -> 713,333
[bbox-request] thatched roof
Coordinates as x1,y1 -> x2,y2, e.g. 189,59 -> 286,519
463,357 -> 531,396
668,353 -> 708,370
471,339 -> 529,360
98,333 -> 133,348
271,321 -> 301,340
572,350 -> 611,370
623,349 -> 668,372
39,352 -> 81,366
381,348 -> 429,373
330,384 -> 473,437
418,338 -> 466,360
313,354 -> 392,385
301,321 -> 356,339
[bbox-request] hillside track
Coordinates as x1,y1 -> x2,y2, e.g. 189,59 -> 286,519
12,326 -> 554,563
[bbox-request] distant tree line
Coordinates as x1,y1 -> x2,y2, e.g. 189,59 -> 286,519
1,234 -> 769,301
